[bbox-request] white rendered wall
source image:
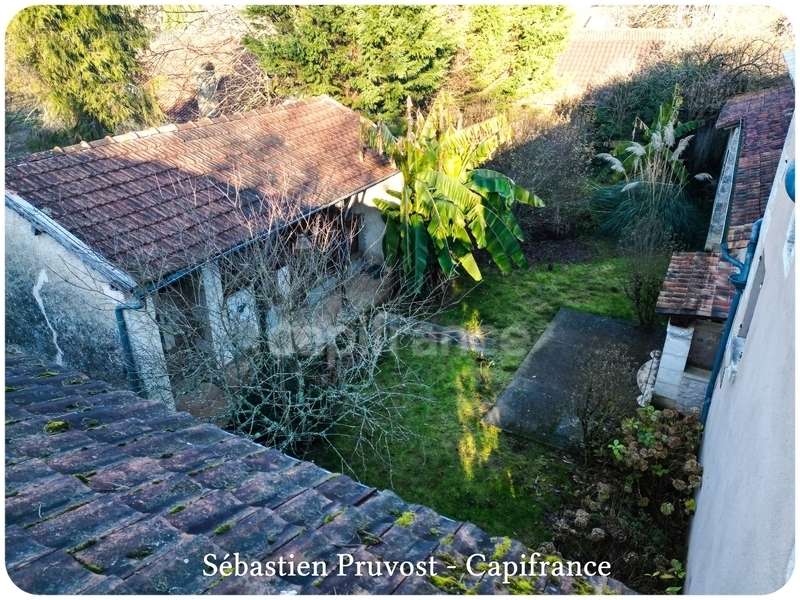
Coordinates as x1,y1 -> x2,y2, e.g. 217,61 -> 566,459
654,320 -> 694,401
350,172 -> 403,264
5,206 -> 173,407
685,115 -> 795,594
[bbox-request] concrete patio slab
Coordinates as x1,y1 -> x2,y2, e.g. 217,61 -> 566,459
485,307 -> 665,447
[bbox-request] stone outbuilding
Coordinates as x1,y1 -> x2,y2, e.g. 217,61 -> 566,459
5,96 -> 402,411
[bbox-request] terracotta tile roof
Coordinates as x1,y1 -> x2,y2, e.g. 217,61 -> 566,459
555,28 -> 680,92
4,350 -> 632,595
656,252 -> 734,319
716,83 -> 795,248
5,97 -> 397,282
657,84 -> 794,318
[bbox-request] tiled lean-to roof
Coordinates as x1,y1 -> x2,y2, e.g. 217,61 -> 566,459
657,84 -> 794,319
715,83 -> 795,250
4,351 -> 631,595
656,252 -> 735,320
4,97 -> 397,281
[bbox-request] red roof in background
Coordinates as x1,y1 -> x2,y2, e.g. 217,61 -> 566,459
5,97 -> 397,282
657,83 -> 794,319
554,28 -> 679,91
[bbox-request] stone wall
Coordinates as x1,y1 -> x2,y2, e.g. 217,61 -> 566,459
5,205 -> 173,407
4,206 -> 126,382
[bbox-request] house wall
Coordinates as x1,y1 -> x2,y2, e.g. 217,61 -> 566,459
200,261 -> 260,366
5,206 -> 173,407
124,297 -> 175,409
5,206 -> 127,382
350,172 -> 403,264
685,115 -> 795,594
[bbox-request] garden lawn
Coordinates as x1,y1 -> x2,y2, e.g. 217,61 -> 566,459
312,254 -> 634,547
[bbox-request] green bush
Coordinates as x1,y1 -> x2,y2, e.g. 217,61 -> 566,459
243,5 -> 455,127
6,5 -> 161,139
552,405 -> 703,593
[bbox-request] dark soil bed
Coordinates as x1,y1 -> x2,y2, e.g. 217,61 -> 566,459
520,237 -> 600,265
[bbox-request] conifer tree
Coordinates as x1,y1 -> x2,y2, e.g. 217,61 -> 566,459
7,5 -> 161,139
244,5 -> 455,127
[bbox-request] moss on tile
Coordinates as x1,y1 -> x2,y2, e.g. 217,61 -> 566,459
44,419 -> 70,434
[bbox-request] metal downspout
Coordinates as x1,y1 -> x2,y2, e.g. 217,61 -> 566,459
115,296 -> 146,397
700,218 -> 763,424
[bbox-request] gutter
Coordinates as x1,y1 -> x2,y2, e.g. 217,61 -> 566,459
9,170 -> 400,392
6,191 -> 147,395
700,218 -> 763,424
114,296 -> 147,397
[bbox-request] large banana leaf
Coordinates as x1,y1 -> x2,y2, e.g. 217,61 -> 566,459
424,170 -> 481,213
483,200 -> 527,272
374,197 -> 401,216
435,241 -> 457,277
362,119 -> 398,156
454,242 -> 482,282
468,168 -> 513,199
513,184 -> 544,207
469,169 -> 543,209
409,215 -> 430,292
383,217 -> 401,265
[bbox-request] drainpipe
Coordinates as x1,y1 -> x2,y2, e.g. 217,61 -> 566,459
115,296 -> 146,397
700,218 -> 763,424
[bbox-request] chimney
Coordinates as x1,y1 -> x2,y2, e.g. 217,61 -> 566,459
196,61 -> 219,118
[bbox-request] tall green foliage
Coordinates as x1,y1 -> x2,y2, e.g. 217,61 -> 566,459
244,5 -> 455,126
6,5 -> 161,139
364,95 -> 543,291
356,6 -> 455,124
593,88 -> 711,246
464,5 -> 572,103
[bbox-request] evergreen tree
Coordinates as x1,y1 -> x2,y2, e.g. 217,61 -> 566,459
353,6 -> 455,123
465,5 -> 572,103
244,6 -> 358,101
6,5 -> 161,139
244,5 -> 455,126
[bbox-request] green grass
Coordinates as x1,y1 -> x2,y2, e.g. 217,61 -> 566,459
437,256 -> 633,372
313,255 -> 633,547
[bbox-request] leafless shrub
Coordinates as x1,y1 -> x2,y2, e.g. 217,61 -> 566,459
489,102 -> 595,239
671,36 -> 789,121
140,6 -> 274,120
593,34 -> 788,146
571,343 -> 636,464
621,220 -> 672,329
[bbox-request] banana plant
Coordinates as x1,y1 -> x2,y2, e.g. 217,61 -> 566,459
363,93 -> 543,292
